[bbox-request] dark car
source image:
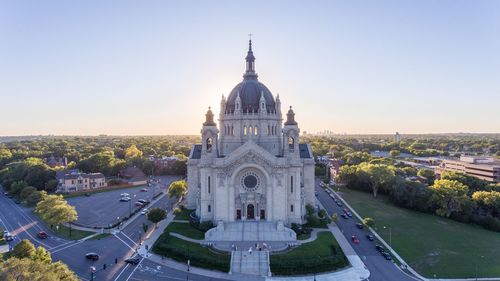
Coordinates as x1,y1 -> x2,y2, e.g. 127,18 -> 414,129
341,213 -> 348,219
85,253 -> 100,261
366,235 -> 374,241
4,235 -> 14,242
137,199 -> 149,204
37,231 -> 48,239
124,257 -> 140,265
347,212 -> 353,217
382,252 -> 392,260
135,201 -> 144,206
376,244 -> 384,252
355,223 -> 364,229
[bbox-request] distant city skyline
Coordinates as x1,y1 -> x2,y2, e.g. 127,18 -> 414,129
1,1 -> 499,136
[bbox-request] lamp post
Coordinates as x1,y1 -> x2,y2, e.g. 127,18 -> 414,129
186,259 -> 190,281
383,226 -> 392,247
89,266 -> 96,281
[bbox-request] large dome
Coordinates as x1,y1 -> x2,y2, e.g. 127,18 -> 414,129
225,40 -> 276,113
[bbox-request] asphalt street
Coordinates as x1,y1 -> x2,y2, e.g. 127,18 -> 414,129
0,178 -> 231,281
315,179 -> 420,281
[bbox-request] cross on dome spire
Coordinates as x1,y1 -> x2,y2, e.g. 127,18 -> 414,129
244,36 -> 258,80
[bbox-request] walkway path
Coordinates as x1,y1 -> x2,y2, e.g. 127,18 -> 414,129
231,249 -> 270,277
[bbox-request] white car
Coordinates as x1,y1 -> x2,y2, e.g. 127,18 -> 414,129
141,209 -> 149,215
120,193 -> 130,197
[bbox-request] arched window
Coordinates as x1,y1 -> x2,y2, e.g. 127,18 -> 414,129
244,126 -> 247,135
208,205 -> 211,213
206,138 -> 212,152
288,137 -> 294,150
255,126 -> 258,135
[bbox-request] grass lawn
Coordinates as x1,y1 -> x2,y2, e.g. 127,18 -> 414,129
166,222 -> 205,240
174,208 -> 194,221
62,184 -> 136,198
51,224 -> 95,240
338,187 -> 500,278
152,232 -> 230,272
297,232 -> 311,240
270,232 -> 349,276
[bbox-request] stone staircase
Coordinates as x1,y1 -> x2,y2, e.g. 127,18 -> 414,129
230,249 -> 270,277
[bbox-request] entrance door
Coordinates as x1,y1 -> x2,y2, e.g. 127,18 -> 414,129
247,204 -> 255,219
260,209 -> 265,220
236,209 -> 241,220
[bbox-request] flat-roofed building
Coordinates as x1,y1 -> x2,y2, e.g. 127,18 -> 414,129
57,170 -> 107,193
436,156 -> 500,183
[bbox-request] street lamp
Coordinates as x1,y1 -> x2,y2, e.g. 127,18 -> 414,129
383,226 -> 392,247
89,266 -> 96,281
186,259 -> 190,281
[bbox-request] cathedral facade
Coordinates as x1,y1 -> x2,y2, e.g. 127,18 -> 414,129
186,41 -> 315,224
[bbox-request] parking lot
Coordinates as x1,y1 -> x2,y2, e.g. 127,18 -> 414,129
67,176 -> 181,228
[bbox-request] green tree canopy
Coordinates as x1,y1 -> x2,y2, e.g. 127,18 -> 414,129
431,179 -> 469,217
168,180 -> 187,199
125,144 -> 143,159
417,169 -> 435,184
35,194 -> 78,227
147,208 -> 167,227
357,163 -> 396,197
12,239 -> 36,259
0,257 -> 78,281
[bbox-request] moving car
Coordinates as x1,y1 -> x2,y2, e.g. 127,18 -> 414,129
4,235 -> 14,242
85,253 -> 100,261
120,193 -> 130,197
351,235 -> 360,244
356,223 -> 364,229
382,252 -> 392,260
124,257 -> 140,265
37,231 -> 48,239
366,235 -> 374,241
341,213 -> 348,219
140,209 -> 149,215
120,197 -> 131,202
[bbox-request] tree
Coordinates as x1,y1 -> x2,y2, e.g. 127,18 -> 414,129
32,246 -> 52,264
363,217 -> 375,227
12,239 -> 36,259
472,191 -> 500,217
147,208 -> 167,227
389,150 -> 400,158
331,213 -> 339,223
9,180 -> 28,196
417,169 -> 435,185
125,144 -> 143,159
35,194 -> 78,229
0,257 -> 78,281
343,152 -> 372,166
168,180 -> 187,199
357,163 -> 396,197
45,179 -> 58,192
26,190 -> 46,207
431,179 -> 469,217
19,186 -> 37,201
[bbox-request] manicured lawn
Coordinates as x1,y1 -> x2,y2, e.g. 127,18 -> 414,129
152,232 -> 230,272
174,208 -> 194,221
166,222 -> 205,240
338,187 -> 500,278
51,224 -> 95,240
270,232 -> 348,276
62,184 -> 136,198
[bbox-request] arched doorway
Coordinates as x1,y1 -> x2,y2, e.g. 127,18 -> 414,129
247,204 -> 255,220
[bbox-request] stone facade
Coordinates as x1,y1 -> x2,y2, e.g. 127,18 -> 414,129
187,41 -> 315,225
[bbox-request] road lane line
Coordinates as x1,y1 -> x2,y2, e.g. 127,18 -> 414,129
114,233 -> 136,251
124,257 -> 144,281
51,240 -> 84,253
113,263 -> 130,281
119,231 -> 138,247
17,222 -> 55,249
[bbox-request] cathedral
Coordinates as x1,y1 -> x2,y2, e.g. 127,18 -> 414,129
187,40 -> 315,225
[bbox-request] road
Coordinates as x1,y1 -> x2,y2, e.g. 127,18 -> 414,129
0,180 -> 230,281
315,179 -> 420,281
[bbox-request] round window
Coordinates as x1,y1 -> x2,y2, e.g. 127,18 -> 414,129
240,171 -> 260,191
244,175 -> 258,189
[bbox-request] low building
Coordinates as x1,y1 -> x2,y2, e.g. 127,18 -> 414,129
57,170 -> 107,193
119,166 -> 148,186
44,156 -> 68,168
436,156 -> 500,183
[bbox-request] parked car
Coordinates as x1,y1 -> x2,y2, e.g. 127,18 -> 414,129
120,193 -> 130,197
355,223 -> 364,229
351,235 -> 360,244
366,235 -> 374,241
37,231 -> 48,239
375,245 -> 384,252
315,191 -> 319,197
140,209 -> 149,215
382,252 -> 392,260
137,199 -> 149,204
124,257 -> 140,265
140,188 -> 148,192
4,235 -> 14,242
85,253 -> 100,261
120,197 -> 131,202
135,201 -> 144,206
343,208 -> 348,213
347,212 -> 353,217
341,213 -> 348,219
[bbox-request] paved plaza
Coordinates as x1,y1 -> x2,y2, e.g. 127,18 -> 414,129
205,221 -> 296,242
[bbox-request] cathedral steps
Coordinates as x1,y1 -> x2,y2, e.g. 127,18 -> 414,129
230,249 -> 270,277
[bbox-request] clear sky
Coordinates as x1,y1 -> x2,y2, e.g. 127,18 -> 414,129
1,0 -> 499,136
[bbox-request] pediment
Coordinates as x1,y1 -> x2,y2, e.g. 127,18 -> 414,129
216,140 -> 281,175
